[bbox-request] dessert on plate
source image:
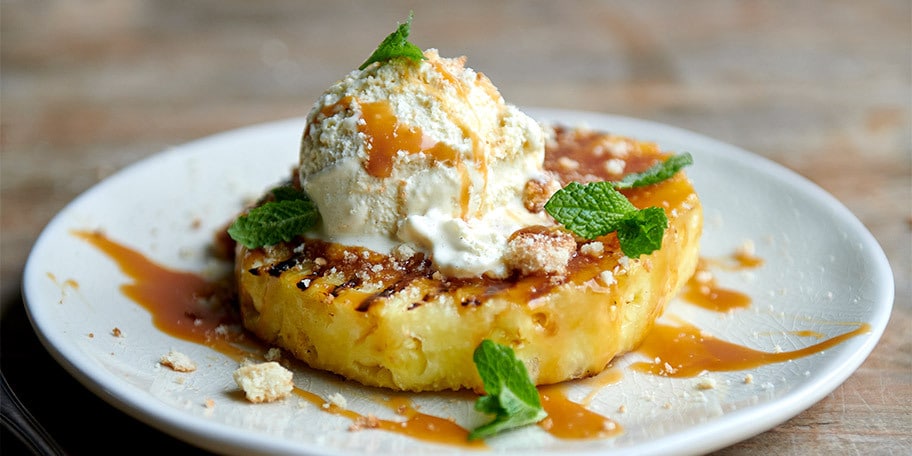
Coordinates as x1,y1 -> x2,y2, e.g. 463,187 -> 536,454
229,19 -> 702,393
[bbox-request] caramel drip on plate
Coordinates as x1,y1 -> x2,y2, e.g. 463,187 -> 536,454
681,250 -> 766,312
73,231 -> 222,337
72,230 -> 251,359
538,385 -> 622,439
291,390 -> 485,449
631,320 -> 870,377
380,396 -> 485,448
788,330 -> 826,339
681,258 -> 752,312
579,367 -> 624,405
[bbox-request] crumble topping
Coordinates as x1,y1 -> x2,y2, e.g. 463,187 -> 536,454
233,361 -> 294,403
580,241 -> 605,257
504,229 -> 576,275
160,349 -> 197,372
522,175 -> 562,213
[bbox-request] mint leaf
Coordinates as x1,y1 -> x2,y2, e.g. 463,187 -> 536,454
468,340 -> 547,441
358,12 -> 426,70
615,152 -> 693,189
544,153 -> 692,258
617,206 -> 668,258
227,199 -> 318,248
270,185 -> 310,202
544,181 -> 635,239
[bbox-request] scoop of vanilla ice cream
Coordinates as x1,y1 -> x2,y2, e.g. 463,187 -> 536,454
299,49 -> 550,277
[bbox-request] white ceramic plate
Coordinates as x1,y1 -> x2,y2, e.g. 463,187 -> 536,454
22,109 -> 894,455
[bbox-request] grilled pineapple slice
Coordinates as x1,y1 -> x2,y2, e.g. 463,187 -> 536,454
235,127 -> 702,392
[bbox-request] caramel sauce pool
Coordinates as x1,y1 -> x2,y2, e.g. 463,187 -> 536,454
539,386 -> 622,439
73,231 -> 228,339
681,258 -> 752,312
681,250 -> 764,312
632,321 -> 870,377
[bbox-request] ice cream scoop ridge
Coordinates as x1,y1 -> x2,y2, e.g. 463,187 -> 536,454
299,49 -> 550,277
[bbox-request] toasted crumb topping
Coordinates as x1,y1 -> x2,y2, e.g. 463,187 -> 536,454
327,392 -> 348,408
160,350 -> 197,372
522,175 -> 562,213
349,414 -> 380,431
264,347 -> 283,362
233,361 -> 294,403
696,377 -> 717,390
580,241 -> 605,257
604,158 -> 626,177
504,229 -> 576,275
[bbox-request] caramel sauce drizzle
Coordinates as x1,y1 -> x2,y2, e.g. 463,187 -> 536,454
578,367 -> 624,405
681,250 -> 765,313
380,396 -> 486,448
291,390 -> 486,449
359,101 -> 457,178
681,258 -> 752,312
325,57 -> 496,219
73,230 -> 225,338
72,230 -> 253,359
631,320 -> 870,377
355,100 -> 475,218
539,385 -> 623,439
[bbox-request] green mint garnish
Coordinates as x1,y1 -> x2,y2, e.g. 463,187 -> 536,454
545,181 -> 637,239
615,152 -> 693,189
544,182 -> 667,257
269,185 -> 310,202
616,206 -> 668,258
227,187 -> 318,249
468,340 -> 547,441
544,153 -> 691,258
358,12 -> 426,70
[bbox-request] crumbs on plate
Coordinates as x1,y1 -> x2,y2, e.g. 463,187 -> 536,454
160,349 -> 197,373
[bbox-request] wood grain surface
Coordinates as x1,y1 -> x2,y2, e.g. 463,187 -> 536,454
2,1 -> 909,454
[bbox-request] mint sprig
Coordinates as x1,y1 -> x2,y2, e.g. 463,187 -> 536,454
358,12 -> 426,70
545,183 -> 667,257
227,186 -> 318,248
544,153 -> 691,258
615,152 -> 693,189
468,340 -> 547,441
616,206 -> 668,258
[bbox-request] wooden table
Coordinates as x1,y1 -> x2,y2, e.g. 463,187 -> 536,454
2,1 -> 909,454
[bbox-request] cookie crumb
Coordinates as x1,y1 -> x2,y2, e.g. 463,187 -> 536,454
233,361 -> 293,403
160,350 -> 197,372
349,414 -> 380,431
327,392 -> 348,409
504,229 -> 576,275
264,347 -> 283,362
696,377 -> 717,390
